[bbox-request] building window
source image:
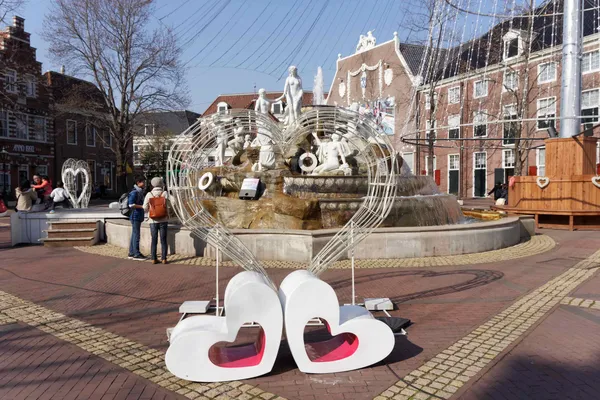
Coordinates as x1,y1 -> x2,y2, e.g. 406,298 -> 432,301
4,69 -> 16,93
448,114 -> 460,139
103,130 -> 112,148
29,116 -> 46,141
425,155 -> 437,176
133,145 -> 141,165
502,149 -> 515,168
0,110 -> 7,137
103,161 -> 113,190
426,120 -> 437,142
402,152 -> 414,173
0,170 -> 9,194
503,104 -> 517,145
144,124 -> 155,136
18,164 -> 28,183
582,50 -> 600,74
272,101 -> 282,114
448,86 -> 460,104
474,80 -> 488,98
537,97 -> 556,130
25,74 -> 36,97
86,124 -> 96,147
36,165 -> 47,176
87,160 -> 96,184
67,120 -> 77,145
581,88 -> 599,131
449,154 -> 459,170
217,102 -> 229,114
474,152 -> 486,169
503,71 -> 518,92
504,37 -> 519,59
425,92 -> 438,110
15,113 -> 28,139
538,62 -> 556,84
473,110 -> 487,137
537,147 -> 545,176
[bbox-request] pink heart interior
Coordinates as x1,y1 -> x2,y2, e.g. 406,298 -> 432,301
208,326 -> 266,368
304,319 -> 359,363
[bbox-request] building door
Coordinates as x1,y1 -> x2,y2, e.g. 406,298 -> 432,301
502,149 -> 515,183
18,164 -> 29,184
494,169 -> 504,186
448,154 -> 459,195
402,152 -> 414,174
474,152 -> 487,197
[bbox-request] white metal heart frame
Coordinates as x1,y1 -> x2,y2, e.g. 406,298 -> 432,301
165,107 -> 399,381
61,158 -> 91,208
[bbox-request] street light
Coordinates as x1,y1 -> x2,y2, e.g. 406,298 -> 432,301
0,147 -> 10,199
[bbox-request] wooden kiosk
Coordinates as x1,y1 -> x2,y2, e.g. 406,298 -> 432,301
496,136 -> 600,230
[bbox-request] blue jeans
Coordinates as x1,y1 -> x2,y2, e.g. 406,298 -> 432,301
150,222 -> 168,260
129,220 -> 142,257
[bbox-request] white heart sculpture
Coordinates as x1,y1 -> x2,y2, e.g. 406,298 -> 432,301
536,177 -> 550,189
63,167 -> 90,208
592,176 -> 600,188
279,270 -> 394,373
165,271 -> 283,382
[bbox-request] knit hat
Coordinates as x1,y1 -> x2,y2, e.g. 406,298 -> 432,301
151,177 -> 164,188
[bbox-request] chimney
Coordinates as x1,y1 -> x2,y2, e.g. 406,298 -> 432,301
12,16 -> 24,31
60,65 -> 65,74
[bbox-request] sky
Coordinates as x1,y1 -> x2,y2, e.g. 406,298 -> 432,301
18,0 -> 549,115
18,0 -> 418,115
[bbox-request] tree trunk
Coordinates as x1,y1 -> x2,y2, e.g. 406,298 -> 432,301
116,145 -> 129,193
428,140 -> 434,177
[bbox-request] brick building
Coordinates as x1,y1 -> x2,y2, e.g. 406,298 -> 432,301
327,0 -> 600,198
0,17 -> 53,199
203,91 -> 318,118
45,70 -> 118,195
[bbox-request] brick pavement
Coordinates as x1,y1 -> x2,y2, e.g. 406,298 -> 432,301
1,220 -> 600,399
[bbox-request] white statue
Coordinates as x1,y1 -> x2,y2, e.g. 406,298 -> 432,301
276,66 -> 303,124
366,31 -> 376,47
251,121 -> 276,172
356,31 -> 376,53
311,132 -> 349,175
228,119 -> 245,154
254,88 -> 270,114
243,134 -> 252,149
356,35 -> 366,52
215,124 -> 228,167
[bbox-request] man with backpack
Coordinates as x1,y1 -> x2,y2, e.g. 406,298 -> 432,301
127,176 -> 147,260
143,177 -> 169,264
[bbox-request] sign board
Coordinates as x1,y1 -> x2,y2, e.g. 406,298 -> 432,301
239,178 -> 260,200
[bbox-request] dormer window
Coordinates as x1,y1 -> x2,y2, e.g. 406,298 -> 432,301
217,101 -> 229,114
503,30 -> 524,60
272,101 -> 283,114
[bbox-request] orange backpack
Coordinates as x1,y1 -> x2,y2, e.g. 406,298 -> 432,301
149,193 -> 167,219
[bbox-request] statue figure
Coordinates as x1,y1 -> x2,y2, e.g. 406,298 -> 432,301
366,31 -> 376,47
356,35 -> 366,52
276,66 -> 303,124
251,121 -> 276,172
311,132 -> 349,175
227,119 -> 245,154
215,124 -> 228,167
243,134 -> 252,149
254,88 -> 270,114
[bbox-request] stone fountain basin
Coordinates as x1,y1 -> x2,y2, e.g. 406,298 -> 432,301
105,216 -> 533,263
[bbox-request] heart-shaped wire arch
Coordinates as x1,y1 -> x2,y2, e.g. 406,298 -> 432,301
61,158 -> 91,209
166,107 -> 399,289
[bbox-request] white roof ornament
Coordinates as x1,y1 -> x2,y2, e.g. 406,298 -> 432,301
355,31 -> 376,53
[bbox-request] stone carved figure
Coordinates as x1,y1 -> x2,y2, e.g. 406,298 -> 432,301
366,31 -> 376,47
243,134 -> 252,150
276,66 -> 303,124
311,132 -> 349,175
251,121 -> 276,172
228,119 -> 245,154
254,88 -> 270,114
215,124 -> 228,167
355,31 -> 376,53
356,35 -> 366,52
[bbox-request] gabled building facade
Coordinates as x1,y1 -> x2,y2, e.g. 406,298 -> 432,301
0,16 -> 53,198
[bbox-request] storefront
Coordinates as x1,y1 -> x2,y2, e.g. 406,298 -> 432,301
0,141 -> 54,199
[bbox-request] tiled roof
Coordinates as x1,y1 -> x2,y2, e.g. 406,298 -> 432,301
45,71 -> 106,107
135,110 -> 201,135
203,91 -> 323,116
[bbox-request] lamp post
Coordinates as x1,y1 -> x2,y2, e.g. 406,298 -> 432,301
0,147 -> 10,199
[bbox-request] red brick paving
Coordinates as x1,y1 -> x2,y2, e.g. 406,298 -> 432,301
1,217 -> 600,399
0,322 -> 184,400
458,305 -> 600,400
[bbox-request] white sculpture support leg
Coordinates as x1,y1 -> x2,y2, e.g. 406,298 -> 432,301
278,270 -> 394,374
166,271 -> 283,382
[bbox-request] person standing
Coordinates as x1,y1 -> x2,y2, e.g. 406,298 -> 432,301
128,176 -> 146,260
143,177 -> 169,264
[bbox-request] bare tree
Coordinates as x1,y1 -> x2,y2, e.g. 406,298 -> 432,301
43,0 -> 188,192
0,0 -> 25,24
137,126 -> 175,179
